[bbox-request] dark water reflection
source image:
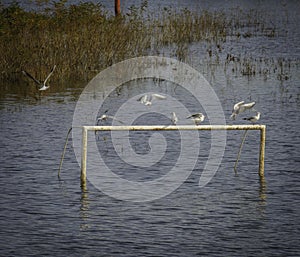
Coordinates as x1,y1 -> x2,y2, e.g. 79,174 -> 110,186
1,2 -> 300,257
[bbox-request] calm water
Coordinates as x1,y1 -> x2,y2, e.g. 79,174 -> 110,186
1,1 -> 300,256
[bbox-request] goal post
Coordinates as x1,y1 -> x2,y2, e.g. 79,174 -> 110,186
80,124 -> 266,186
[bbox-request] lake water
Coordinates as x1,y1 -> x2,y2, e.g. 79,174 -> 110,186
0,1 -> 300,256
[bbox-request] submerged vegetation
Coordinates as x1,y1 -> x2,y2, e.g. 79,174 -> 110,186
0,0 -> 295,84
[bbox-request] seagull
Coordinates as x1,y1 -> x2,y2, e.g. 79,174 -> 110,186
243,112 -> 261,123
137,93 -> 166,106
230,101 -> 256,120
171,112 -> 178,125
22,65 -> 56,91
97,114 -> 124,124
187,113 -> 205,125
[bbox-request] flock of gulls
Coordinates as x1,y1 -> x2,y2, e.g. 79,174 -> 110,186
97,93 -> 260,125
21,67 -> 260,124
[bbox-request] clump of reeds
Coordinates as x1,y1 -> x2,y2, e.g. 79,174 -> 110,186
0,1 -> 151,82
0,0 -> 286,83
224,54 -> 294,81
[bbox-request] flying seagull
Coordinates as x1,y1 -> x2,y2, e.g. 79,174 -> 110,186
187,113 -> 205,125
243,112 -> 261,123
22,65 -> 56,91
230,101 -> 256,120
137,93 -> 166,106
171,112 -> 178,125
97,114 -> 124,124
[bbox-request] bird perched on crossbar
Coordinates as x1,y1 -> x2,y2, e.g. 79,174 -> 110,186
171,112 -> 178,125
243,112 -> 261,123
187,113 -> 205,125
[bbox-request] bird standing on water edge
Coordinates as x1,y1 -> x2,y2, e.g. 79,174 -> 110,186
22,65 -> 56,91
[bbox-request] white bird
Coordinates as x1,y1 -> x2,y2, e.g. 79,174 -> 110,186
243,112 -> 261,123
97,114 -> 124,124
230,101 -> 256,120
171,112 -> 178,125
22,65 -> 56,91
137,93 -> 166,106
187,113 -> 205,125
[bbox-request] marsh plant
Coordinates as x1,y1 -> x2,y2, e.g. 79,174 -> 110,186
0,0 -> 293,83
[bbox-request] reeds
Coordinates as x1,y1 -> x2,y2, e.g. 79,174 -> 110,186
0,1 -> 151,82
0,1 -> 291,83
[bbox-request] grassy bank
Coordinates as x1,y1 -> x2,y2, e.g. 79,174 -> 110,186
0,0 -> 282,83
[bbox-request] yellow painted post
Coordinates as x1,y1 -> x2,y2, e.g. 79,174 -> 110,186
83,124 -> 264,132
259,125 -> 266,177
81,126 -> 88,187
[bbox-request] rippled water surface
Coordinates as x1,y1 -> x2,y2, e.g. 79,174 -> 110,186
1,1 -> 300,256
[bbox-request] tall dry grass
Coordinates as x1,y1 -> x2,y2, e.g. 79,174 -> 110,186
0,1 -> 282,83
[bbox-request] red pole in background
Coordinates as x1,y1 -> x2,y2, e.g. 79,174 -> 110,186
115,0 -> 121,16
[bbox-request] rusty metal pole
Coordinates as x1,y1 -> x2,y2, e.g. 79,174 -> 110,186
115,0 -> 121,16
